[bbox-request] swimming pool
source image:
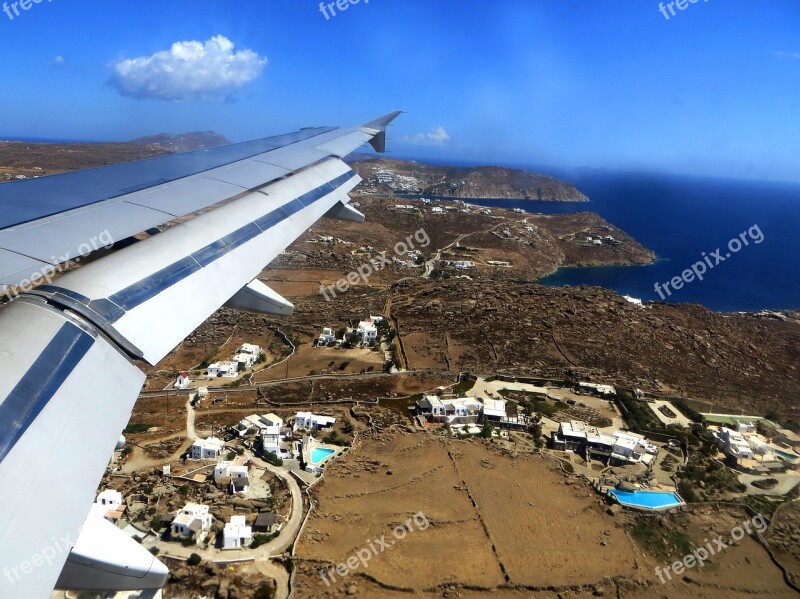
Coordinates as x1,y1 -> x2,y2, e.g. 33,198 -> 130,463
311,447 -> 335,464
774,448 -> 799,462
608,489 -> 683,510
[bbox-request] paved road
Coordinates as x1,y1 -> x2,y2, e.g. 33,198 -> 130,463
186,396 -> 197,439
158,456 -> 305,598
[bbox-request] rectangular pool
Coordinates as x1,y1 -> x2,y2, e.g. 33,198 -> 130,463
311,447 -> 335,465
608,489 -> 683,510
774,448 -> 799,462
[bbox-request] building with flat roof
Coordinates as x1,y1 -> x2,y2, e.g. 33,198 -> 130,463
223,515 -> 252,550
171,503 -> 212,540
294,412 -> 336,432
416,396 -> 482,424
550,421 -> 656,467
190,437 -> 224,460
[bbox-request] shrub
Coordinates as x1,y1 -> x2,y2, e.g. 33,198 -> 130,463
187,553 -> 202,566
264,452 -> 283,467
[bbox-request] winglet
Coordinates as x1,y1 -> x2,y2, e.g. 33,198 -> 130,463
360,111 -> 402,153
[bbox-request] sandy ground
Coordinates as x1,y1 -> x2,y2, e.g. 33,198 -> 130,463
294,428 -> 638,597
292,426 -> 799,599
649,400 -> 694,428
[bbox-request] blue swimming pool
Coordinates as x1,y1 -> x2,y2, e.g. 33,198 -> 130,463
774,448 -> 799,462
311,447 -> 335,464
608,489 -> 683,510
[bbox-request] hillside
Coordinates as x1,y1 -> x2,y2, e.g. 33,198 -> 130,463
350,157 -> 588,201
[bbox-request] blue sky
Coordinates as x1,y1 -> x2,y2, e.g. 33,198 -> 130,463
0,0 -> 798,181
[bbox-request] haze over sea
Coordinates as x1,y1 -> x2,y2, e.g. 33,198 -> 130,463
459,172 -> 800,313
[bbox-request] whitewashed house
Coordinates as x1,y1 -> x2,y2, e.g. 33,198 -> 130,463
578,382 -> 617,396
96,489 -> 123,509
214,462 -> 250,493
223,516 -> 252,550
171,503 -> 212,540
174,372 -> 191,389
261,425 -> 283,455
208,361 -> 238,378
415,396 -> 482,424
293,412 -> 336,432
357,321 -> 378,347
190,437 -> 224,460
94,489 -> 125,522
236,413 -> 284,437
318,327 -> 336,346
233,343 -> 262,369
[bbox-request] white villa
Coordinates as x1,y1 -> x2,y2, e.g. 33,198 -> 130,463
318,327 -> 336,346
716,427 -> 755,460
236,413 -> 284,437
294,412 -> 336,432
357,321 -> 378,347
190,437 -> 224,460
208,361 -> 239,378
94,489 -> 125,522
261,425 -> 283,455
482,397 -> 507,421
214,462 -> 250,494
551,420 -> 657,467
223,516 -> 253,550
171,503 -> 212,540
96,489 -> 123,508
578,382 -> 617,397
416,396 -> 483,424
233,343 -> 262,369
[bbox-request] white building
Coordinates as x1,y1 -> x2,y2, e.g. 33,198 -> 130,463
96,489 -> 123,509
261,425 -> 283,455
223,515 -> 253,550
236,413 -> 284,437
214,461 -> 249,481
318,327 -> 336,346
357,321 -> 378,347
551,421 -> 656,467
578,382 -> 617,396
735,419 -> 757,434
294,412 -> 336,432
717,428 -> 755,459
174,372 -> 191,389
482,398 -> 508,422
171,503 -> 212,540
214,462 -> 250,493
208,361 -> 239,378
190,437 -> 224,460
623,295 -> 643,307
233,343 -> 262,369
417,396 -> 483,424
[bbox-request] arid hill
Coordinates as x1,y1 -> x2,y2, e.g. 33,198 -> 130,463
351,157 -> 588,201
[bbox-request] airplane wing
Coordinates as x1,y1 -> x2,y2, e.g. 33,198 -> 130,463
0,111 -> 400,598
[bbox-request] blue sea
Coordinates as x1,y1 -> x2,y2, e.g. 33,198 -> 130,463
459,172 -> 800,312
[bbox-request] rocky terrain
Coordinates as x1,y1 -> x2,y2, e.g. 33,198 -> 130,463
350,157 -> 588,201
387,279 -> 800,414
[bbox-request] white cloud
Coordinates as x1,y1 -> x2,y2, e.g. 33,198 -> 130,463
399,126 -> 451,146
772,51 -> 800,60
52,55 -> 65,67
110,35 -> 267,101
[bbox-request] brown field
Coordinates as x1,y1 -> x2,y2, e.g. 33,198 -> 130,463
293,426 -> 799,599
253,343 -> 385,383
